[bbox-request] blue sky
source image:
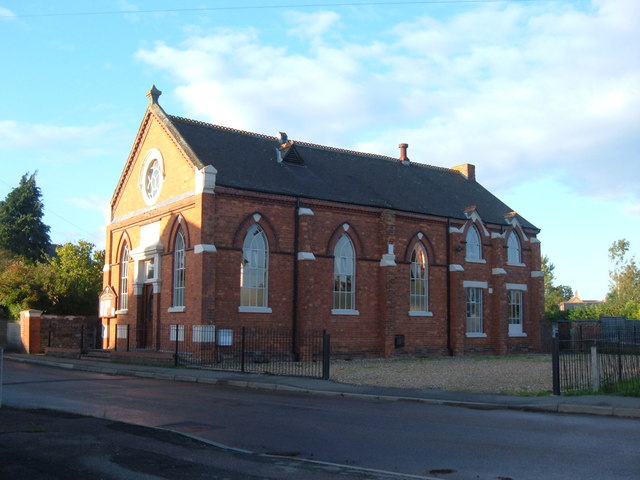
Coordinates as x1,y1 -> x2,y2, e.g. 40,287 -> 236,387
1,0 -> 638,300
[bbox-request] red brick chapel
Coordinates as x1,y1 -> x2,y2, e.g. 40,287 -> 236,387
100,86 -> 544,358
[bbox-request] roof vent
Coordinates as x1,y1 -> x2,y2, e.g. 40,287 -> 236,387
398,143 -> 409,164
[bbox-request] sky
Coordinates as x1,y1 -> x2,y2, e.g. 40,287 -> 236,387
0,0 -> 638,301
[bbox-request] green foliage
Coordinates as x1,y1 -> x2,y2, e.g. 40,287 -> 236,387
607,238 -> 640,309
46,241 -> 104,315
541,254 -> 572,319
0,241 -> 104,318
564,239 -> 640,320
0,256 -> 50,318
0,173 -> 52,262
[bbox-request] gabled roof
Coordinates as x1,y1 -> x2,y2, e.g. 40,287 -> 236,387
145,89 -> 538,231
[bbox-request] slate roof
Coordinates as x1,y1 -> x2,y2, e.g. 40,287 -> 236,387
166,114 -> 538,231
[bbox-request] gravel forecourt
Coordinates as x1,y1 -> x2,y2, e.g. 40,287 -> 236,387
330,354 -> 553,395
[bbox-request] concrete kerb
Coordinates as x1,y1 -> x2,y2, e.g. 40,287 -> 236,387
4,354 -> 640,419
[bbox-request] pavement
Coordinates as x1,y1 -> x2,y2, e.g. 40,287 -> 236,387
4,352 -> 640,419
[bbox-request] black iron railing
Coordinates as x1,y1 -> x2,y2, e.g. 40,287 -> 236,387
551,318 -> 640,395
113,324 -> 330,380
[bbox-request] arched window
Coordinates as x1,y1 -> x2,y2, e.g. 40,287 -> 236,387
333,234 -> 355,311
507,231 -> 522,265
173,229 -> 186,308
119,244 -> 130,311
466,225 -> 482,261
241,224 -> 268,308
410,244 -> 428,312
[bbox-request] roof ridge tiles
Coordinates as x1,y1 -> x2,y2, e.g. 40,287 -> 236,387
168,114 -> 455,174
168,114 -> 278,141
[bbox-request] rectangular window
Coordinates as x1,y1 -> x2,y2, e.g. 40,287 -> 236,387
145,258 -> 155,281
169,324 -> 184,342
508,290 -> 524,336
116,325 -> 128,339
192,325 -> 215,343
466,287 -> 484,335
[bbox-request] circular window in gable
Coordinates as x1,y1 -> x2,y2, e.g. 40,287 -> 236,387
140,148 -> 164,205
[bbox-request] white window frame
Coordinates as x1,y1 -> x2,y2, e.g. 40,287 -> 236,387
169,324 -> 184,342
409,244 -> 432,316
172,229 -> 186,309
507,284 -> 528,337
465,225 -> 484,263
192,325 -> 215,343
465,284 -> 486,337
332,234 -> 358,314
139,148 -> 164,206
239,224 -> 271,313
118,244 -> 129,313
507,231 -> 524,266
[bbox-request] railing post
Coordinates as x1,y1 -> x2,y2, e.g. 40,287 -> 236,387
241,327 -> 246,373
126,324 -> 130,352
48,322 -> 53,348
322,330 -> 331,380
0,348 -> 3,408
552,322 -> 560,395
590,345 -> 600,392
174,325 -> 180,367
80,325 -> 85,351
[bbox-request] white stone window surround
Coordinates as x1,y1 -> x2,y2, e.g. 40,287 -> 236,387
238,306 -> 273,314
331,308 -> 360,316
130,223 -> 164,296
139,148 -> 165,206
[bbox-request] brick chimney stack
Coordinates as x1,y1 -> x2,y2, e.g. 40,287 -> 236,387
452,163 -> 476,181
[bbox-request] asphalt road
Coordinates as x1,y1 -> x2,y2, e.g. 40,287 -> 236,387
3,361 -> 640,480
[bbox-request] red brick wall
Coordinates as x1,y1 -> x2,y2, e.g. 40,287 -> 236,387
104,186 -> 543,358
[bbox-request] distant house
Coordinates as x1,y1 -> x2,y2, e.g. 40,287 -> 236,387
99,86 -> 544,358
559,292 -> 603,312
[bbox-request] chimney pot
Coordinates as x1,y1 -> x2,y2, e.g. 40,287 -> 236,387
398,143 -> 409,163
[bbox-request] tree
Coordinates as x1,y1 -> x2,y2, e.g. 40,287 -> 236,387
46,241 -> 104,315
541,254 -> 573,319
0,241 -> 104,319
0,257 -> 50,319
606,239 -> 640,317
0,172 -> 51,262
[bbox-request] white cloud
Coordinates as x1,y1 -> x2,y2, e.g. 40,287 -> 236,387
67,195 -> 110,214
0,7 -> 16,21
0,120 -> 117,162
285,10 -> 341,42
135,0 -> 640,204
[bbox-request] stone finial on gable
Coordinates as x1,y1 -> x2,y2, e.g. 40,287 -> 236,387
146,85 -> 162,105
